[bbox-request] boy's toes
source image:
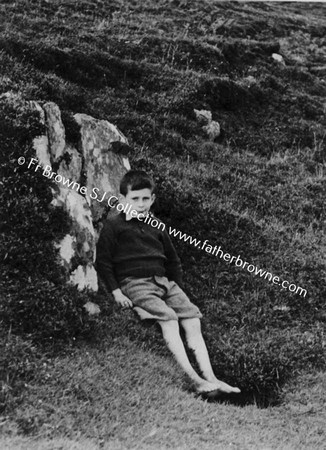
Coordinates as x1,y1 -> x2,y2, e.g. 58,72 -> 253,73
213,380 -> 241,394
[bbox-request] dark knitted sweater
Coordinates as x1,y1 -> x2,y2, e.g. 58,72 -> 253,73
95,211 -> 183,292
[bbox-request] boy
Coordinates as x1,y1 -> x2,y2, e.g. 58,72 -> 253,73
96,170 -> 240,397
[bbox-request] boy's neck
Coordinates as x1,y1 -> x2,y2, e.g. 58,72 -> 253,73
125,210 -> 151,221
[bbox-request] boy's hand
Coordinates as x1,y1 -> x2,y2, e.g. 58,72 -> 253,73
112,289 -> 133,309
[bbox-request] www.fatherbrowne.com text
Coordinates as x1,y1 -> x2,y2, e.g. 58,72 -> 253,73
20,157 -> 307,297
167,227 -> 307,297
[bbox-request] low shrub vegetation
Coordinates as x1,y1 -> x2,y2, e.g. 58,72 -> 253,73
0,96 -> 99,351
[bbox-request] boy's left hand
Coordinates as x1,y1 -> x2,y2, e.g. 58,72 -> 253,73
112,289 -> 133,309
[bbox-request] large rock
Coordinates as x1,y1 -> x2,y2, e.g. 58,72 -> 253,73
3,92 -> 130,292
202,121 -> 221,141
44,102 -> 66,161
272,53 -> 285,65
41,104 -> 130,291
51,185 -> 98,291
194,109 -> 212,124
74,113 -> 130,222
194,108 -> 221,141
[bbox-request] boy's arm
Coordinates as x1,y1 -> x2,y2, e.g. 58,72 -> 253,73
95,221 -> 120,293
161,229 -> 184,288
96,221 -> 133,309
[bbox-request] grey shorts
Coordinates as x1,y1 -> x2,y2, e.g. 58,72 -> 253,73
120,275 -> 202,322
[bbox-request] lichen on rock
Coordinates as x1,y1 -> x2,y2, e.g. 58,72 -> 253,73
39,103 -> 129,292
3,92 -> 130,293
74,113 -> 130,222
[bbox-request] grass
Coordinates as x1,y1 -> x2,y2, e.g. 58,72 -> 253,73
1,0 -> 326,447
1,337 -> 326,449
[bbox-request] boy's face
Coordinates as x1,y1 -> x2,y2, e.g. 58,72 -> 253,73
121,187 -> 155,218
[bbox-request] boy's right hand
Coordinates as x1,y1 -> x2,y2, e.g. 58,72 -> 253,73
112,289 -> 133,309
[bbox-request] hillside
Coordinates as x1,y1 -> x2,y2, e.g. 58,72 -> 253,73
1,0 -> 326,448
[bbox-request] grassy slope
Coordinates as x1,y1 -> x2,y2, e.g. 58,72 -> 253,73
1,0 -> 326,447
1,338 -> 326,450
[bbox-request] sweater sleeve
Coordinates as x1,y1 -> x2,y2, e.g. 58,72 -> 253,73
95,221 -> 119,292
161,229 -> 184,288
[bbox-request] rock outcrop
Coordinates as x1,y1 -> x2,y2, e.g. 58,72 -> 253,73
74,112 -> 130,223
272,53 -> 285,65
194,108 -> 221,141
4,92 -> 130,292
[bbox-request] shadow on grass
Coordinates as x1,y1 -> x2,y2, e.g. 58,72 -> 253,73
185,382 -> 283,408
199,390 -> 283,408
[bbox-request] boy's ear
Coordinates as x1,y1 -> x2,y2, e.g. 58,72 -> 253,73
151,193 -> 156,203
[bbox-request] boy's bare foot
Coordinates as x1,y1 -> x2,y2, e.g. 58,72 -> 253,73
212,379 -> 241,394
195,380 -> 223,395
195,379 -> 240,395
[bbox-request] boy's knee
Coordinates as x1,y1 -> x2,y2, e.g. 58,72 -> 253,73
158,320 -> 182,348
158,319 -> 178,330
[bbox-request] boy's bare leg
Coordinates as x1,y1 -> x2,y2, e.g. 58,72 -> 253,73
180,318 -> 240,394
157,320 -> 223,393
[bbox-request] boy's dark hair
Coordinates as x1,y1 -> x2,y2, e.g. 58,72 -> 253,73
120,170 -> 156,196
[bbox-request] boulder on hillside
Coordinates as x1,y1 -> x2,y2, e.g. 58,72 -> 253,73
272,53 -> 285,65
74,112 -> 130,223
3,92 -> 130,293
194,108 -> 221,140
